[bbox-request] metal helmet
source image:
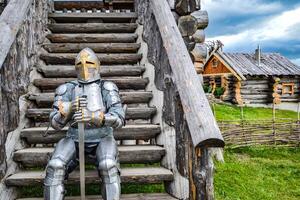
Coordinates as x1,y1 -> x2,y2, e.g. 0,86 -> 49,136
75,48 -> 101,82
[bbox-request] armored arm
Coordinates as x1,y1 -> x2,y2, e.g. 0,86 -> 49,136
50,84 -> 73,130
102,82 -> 125,129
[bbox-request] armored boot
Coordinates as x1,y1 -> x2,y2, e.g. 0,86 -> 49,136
96,135 -> 120,200
44,138 -> 76,200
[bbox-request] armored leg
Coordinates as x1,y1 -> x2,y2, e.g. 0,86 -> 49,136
44,138 -> 77,200
96,135 -> 120,200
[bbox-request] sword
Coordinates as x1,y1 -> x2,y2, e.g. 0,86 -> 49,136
78,94 -> 87,200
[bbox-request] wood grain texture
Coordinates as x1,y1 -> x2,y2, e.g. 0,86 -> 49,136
26,107 -> 156,121
38,64 -> 144,77
49,12 -> 137,23
48,23 -> 137,33
27,91 -> 152,107
40,53 -> 142,64
47,33 -> 138,43
43,43 -> 140,53
14,145 -> 165,167
21,124 -> 161,144
150,0 -> 224,147
17,193 -> 177,200
5,167 -> 174,186
33,77 -> 149,90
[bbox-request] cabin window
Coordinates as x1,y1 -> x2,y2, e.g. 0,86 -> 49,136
212,59 -> 219,68
282,83 -> 294,95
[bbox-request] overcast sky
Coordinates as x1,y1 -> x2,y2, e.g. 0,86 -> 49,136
202,0 -> 300,66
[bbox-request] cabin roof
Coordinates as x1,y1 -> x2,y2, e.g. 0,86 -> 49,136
205,51 -> 300,79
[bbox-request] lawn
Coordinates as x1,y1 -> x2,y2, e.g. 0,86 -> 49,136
212,103 -> 298,121
214,147 -> 300,200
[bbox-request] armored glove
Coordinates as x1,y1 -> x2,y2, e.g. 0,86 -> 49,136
72,96 -> 105,127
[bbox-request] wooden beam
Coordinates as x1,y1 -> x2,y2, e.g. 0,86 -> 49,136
0,0 -> 33,68
150,0 -> 224,147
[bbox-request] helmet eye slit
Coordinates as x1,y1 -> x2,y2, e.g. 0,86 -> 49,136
86,61 -> 95,65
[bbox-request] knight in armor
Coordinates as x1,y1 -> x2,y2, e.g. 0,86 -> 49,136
44,48 -> 125,200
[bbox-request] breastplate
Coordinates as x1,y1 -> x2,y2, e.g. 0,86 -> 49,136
73,82 -> 106,113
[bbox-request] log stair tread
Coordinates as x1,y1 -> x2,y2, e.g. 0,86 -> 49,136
40,53 -> 142,65
14,145 -> 165,166
46,33 -> 138,43
48,23 -> 138,33
27,91 -> 153,106
38,64 -> 145,77
26,107 -> 157,120
17,193 -> 177,200
53,0 -> 134,10
48,12 -> 137,23
42,43 -> 141,53
5,167 -> 174,186
33,77 -> 149,90
21,124 -> 161,144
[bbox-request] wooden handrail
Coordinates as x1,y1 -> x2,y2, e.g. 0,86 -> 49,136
150,0 -> 224,147
0,0 -> 33,68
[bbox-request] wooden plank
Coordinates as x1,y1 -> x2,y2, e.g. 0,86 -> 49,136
48,23 -> 138,33
14,145 -> 165,167
53,0 -> 134,10
38,65 -> 145,77
40,53 -> 142,65
5,167 -> 174,186
21,124 -> 161,144
33,77 -> 149,90
26,107 -> 156,121
43,43 -> 140,53
27,91 -> 153,107
46,33 -> 138,43
0,0 -> 32,68
150,0 -> 224,147
17,193 -> 177,200
48,12 -> 137,23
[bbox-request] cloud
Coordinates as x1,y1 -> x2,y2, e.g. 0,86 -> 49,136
291,58 -> 300,66
202,0 -> 283,19
207,6 -> 300,51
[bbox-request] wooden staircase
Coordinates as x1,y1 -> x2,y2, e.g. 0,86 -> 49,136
5,3 -> 176,199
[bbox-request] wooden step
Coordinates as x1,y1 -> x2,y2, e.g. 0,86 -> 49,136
48,23 -> 137,33
33,77 -> 149,90
49,12 -> 137,23
43,43 -> 141,53
14,145 -> 165,167
5,167 -> 174,186
40,53 -> 142,65
17,193 -> 177,200
47,33 -> 138,43
26,107 -> 157,121
53,0 -> 134,10
38,65 -> 145,78
21,124 -> 161,144
27,91 -> 152,107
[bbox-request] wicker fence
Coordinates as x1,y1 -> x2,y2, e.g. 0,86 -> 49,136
218,119 -> 300,147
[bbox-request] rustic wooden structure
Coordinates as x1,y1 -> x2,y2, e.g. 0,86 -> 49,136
203,47 -> 300,105
0,0 -> 224,199
219,119 -> 300,147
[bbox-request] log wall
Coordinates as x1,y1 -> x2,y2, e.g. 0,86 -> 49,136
136,0 -> 224,199
0,0 -> 48,179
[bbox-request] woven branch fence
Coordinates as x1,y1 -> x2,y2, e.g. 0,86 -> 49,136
218,119 -> 300,147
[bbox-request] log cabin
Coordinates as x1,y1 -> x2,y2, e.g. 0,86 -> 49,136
202,47 -> 300,106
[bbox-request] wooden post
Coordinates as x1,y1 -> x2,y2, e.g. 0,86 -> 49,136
297,102 -> 300,122
272,103 -> 276,145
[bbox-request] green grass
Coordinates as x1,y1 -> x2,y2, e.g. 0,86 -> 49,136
214,147 -> 300,200
213,103 -> 298,121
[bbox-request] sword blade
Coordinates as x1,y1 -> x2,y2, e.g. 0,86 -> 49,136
78,122 -> 85,200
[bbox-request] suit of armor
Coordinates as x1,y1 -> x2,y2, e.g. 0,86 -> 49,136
44,48 -> 125,200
